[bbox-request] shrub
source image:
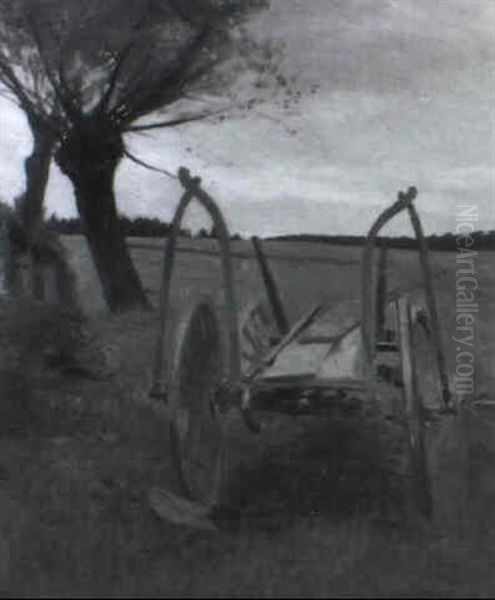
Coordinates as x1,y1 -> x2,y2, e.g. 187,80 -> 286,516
0,298 -> 118,435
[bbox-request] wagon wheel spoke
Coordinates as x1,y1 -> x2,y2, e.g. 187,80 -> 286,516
411,316 -> 442,412
242,321 -> 264,355
241,348 -> 259,365
239,297 -> 282,375
251,306 -> 268,338
255,303 -> 275,338
169,297 -> 225,508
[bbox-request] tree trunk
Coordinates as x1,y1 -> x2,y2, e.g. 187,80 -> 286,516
55,118 -> 150,313
73,166 -> 150,313
6,124 -> 53,299
21,124 -> 54,235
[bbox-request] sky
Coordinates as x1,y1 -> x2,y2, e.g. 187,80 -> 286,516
0,0 -> 494,237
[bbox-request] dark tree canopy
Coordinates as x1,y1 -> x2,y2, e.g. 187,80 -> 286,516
0,0 -> 276,139
0,0 -> 295,312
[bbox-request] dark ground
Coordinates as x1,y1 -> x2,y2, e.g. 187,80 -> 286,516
0,242 -> 493,596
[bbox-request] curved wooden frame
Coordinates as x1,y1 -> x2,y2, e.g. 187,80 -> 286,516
151,168 -> 241,400
360,187 -> 451,411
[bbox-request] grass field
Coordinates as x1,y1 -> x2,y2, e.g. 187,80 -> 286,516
1,236 -> 494,596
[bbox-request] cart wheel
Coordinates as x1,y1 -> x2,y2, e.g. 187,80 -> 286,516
239,296 -> 282,375
168,296 -> 225,509
397,298 -> 468,526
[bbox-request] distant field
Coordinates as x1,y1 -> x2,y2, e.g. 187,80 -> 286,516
62,234 -> 494,392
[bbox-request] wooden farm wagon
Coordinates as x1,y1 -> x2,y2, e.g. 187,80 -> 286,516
148,168 -> 467,529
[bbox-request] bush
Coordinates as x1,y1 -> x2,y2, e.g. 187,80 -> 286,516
0,298 -> 119,435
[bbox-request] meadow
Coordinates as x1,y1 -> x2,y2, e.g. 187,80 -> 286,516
0,235 -> 493,596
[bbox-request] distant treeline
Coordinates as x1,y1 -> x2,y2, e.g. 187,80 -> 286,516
28,213 -> 495,250
45,215 -> 243,240
46,215 -> 174,237
267,231 -> 495,251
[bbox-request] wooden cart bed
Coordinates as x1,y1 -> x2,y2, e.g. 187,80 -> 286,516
254,274 -> 443,391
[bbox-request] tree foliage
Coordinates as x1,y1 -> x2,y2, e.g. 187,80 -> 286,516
0,0 -> 293,311
0,0 -> 279,141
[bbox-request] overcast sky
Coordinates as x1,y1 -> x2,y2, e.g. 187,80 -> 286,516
0,0 -> 494,236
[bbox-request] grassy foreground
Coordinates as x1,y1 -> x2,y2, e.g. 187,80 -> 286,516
0,242 -> 494,596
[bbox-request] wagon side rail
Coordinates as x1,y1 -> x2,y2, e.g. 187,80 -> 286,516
360,187 -> 452,411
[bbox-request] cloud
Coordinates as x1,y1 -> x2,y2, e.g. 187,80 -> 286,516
0,0 -> 493,237
0,100 -> 32,200
250,0 -> 495,96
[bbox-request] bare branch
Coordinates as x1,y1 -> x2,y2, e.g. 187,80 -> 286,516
26,9 -> 78,122
0,85 -> 19,104
115,23 -> 212,126
97,0 -> 153,116
123,148 -> 177,179
251,108 -> 296,137
0,50 -> 46,118
125,108 -> 224,132
97,43 -> 134,115
57,48 -> 81,115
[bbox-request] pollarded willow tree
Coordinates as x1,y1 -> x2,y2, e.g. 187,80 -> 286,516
0,0 -> 295,312
0,0 -> 59,241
